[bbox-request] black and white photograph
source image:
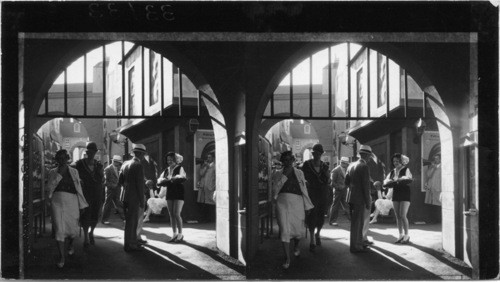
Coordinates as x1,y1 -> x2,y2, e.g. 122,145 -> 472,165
1,1 -> 498,280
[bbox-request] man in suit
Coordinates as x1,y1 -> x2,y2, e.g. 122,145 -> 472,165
137,154 -> 157,244
329,156 -> 351,226
345,145 -> 373,253
119,144 -> 147,252
101,155 -> 125,224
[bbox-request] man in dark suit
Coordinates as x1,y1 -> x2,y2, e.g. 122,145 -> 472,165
345,145 -> 373,253
119,144 -> 147,252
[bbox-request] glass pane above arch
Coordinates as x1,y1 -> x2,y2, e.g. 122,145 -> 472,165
41,41 -> 208,120
263,42 -> 425,122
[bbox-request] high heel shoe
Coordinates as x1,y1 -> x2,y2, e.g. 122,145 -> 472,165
175,234 -> 184,243
282,260 -> 290,269
56,261 -> 65,269
168,234 -> 178,243
401,235 -> 410,244
394,236 -> 404,244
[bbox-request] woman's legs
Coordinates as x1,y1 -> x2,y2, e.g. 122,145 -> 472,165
82,225 -> 89,246
89,224 -> 96,245
281,241 -> 290,267
293,238 -> 300,255
166,200 -> 177,236
143,208 -> 152,222
174,200 -> 184,235
56,240 -> 65,264
68,237 -> 74,254
370,209 -> 380,223
392,201 -> 404,241
399,201 -> 411,237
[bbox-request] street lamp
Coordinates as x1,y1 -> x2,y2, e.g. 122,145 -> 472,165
337,132 -> 358,162
109,130 -> 129,160
413,118 -> 427,144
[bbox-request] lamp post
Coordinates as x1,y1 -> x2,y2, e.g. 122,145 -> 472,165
338,131 -> 358,161
413,118 -> 427,144
109,130 -> 129,161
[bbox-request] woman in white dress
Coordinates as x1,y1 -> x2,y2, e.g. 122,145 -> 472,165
47,149 -> 88,268
369,181 -> 393,224
143,186 -> 168,222
271,151 -> 314,269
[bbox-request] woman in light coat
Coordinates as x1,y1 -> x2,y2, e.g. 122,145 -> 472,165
272,151 -> 314,269
47,149 -> 88,268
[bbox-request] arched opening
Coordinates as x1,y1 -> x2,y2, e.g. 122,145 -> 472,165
22,39 -> 233,272
252,42 -> 465,278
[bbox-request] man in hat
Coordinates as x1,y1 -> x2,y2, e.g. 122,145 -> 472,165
301,143 -> 331,252
73,141 -> 104,247
101,155 -> 125,224
118,144 -> 148,252
345,145 -> 373,253
329,156 -> 351,226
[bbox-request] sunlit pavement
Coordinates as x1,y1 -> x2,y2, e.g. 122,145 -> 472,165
24,214 -> 472,280
247,216 -> 472,280
24,215 -> 245,280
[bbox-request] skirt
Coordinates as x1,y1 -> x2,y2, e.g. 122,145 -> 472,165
51,191 -> 80,242
276,193 -> 306,243
374,199 -> 394,215
147,197 -> 168,214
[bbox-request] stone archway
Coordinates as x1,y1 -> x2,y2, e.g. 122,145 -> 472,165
22,36 -> 231,257
252,40 -> 460,259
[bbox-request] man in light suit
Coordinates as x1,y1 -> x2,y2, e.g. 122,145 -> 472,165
101,155 -> 124,224
329,156 -> 351,225
345,145 -> 373,253
119,144 -> 147,252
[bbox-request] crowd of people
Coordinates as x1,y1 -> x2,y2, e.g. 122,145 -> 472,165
46,141 -> 218,268
271,143 -> 413,269
46,139 -> 414,270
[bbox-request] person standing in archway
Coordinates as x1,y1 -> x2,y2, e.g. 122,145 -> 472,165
158,152 -> 187,242
119,144 -> 148,252
424,153 -> 441,206
272,151 -> 314,269
301,143 -> 331,252
101,155 -> 125,224
329,157 -> 351,226
197,152 -> 216,222
384,153 -> 413,244
47,149 -> 88,268
73,142 -> 104,247
345,145 -> 373,253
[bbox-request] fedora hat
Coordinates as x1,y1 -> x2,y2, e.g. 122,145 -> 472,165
340,156 -> 350,163
312,143 -> 324,154
112,155 -> 123,163
132,144 -> 147,153
359,145 -> 372,155
86,141 -> 98,152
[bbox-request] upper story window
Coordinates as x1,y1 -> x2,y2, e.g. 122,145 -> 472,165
263,43 -> 425,128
